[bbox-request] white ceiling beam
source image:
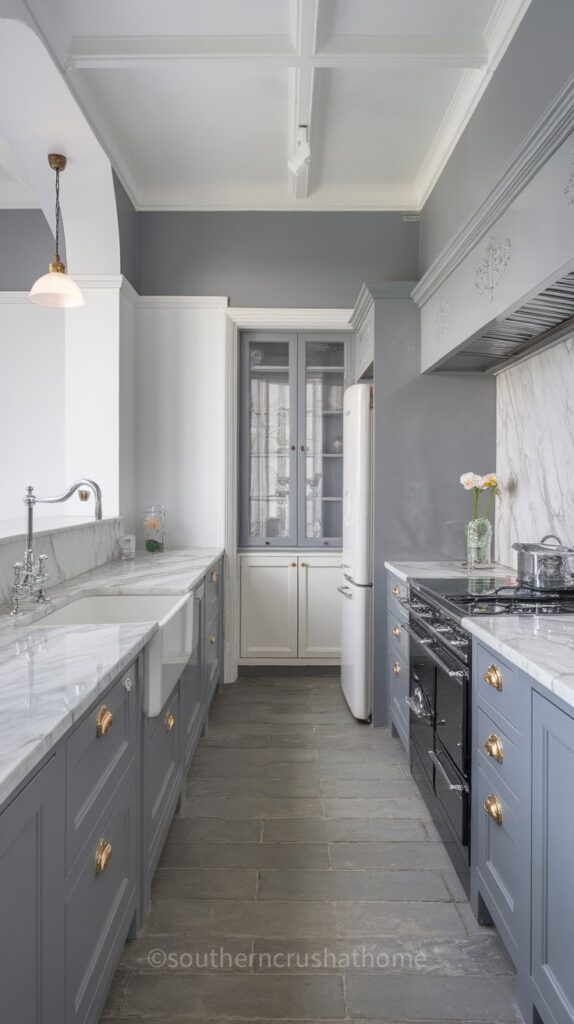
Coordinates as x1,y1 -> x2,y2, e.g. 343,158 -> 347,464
67,33 -> 488,71
288,0 -> 321,200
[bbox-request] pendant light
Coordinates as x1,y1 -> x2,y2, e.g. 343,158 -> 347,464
29,153 -> 84,308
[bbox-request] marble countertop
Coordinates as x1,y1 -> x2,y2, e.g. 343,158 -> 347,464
0,548 -> 223,809
384,560 -> 515,584
464,615 -> 574,711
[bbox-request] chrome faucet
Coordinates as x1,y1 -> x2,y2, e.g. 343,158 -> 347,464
10,479 -> 103,616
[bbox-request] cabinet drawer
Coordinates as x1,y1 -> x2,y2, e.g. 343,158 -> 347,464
143,683 -> 182,874
388,614 -> 409,663
66,663 -> 138,873
475,643 -> 526,735
66,769 -> 138,1024
476,705 -> 523,802
387,575 -> 408,623
475,761 -> 522,960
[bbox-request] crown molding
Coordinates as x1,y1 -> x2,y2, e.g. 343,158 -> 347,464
351,282 -> 416,328
138,295 -> 228,309
412,71 -> 574,308
0,291 -> 31,304
226,307 -> 353,330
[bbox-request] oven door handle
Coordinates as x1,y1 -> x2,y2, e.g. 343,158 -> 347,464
405,695 -> 432,721
427,749 -> 469,793
399,621 -> 433,646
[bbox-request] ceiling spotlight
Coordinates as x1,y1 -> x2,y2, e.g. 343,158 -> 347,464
29,153 -> 84,309
288,126 -> 311,177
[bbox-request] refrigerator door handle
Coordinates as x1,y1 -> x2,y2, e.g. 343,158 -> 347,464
337,586 -> 353,600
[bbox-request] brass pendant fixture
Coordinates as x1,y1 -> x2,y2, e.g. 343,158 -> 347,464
29,153 -> 84,309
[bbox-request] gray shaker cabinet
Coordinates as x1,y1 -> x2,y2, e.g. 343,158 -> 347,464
0,753 -> 65,1024
386,571 -> 409,752
531,692 -> 574,1024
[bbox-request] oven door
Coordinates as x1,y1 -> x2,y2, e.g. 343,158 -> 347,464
407,628 -> 436,785
428,740 -> 469,849
434,651 -> 469,777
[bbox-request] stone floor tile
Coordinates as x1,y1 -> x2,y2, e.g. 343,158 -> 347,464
168,816 -> 262,843
158,841 -> 330,870
329,841 -> 452,870
147,898 -> 339,938
262,818 -> 429,843
152,868 -> 257,900
323,797 -> 431,819
258,868 -> 451,902
345,973 -> 519,1020
335,901 -> 468,938
321,778 -> 422,798
181,796 -> 322,819
187,776 -> 322,798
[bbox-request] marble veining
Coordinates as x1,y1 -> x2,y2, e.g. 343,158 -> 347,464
0,516 -> 124,609
385,560 -> 514,584
496,334 -> 574,568
464,614 -> 574,710
0,547 -> 223,809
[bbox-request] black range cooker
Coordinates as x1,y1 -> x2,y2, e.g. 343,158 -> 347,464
403,575 -> 574,896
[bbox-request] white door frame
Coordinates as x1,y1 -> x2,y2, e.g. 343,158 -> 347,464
223,306 -> 354,684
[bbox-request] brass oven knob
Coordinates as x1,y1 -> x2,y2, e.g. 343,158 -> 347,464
165,711 -> 175,732
95,705 -> 113,737
392,586 -> 400,598
392,625 -> 401,638
483,664 -> 503,691
392,662 -> 401,676
484,733 -> 504,764
95,838 -> 113,875
483,794 -> 503,826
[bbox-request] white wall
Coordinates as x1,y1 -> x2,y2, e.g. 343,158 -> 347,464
135,301 -> 227,548
0,298 -> 66,519
496,334 -> 574,567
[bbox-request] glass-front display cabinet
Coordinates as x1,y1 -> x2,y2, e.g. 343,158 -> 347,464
240,332 -> 346,547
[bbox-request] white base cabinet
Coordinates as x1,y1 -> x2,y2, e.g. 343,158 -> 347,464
240,552 -> 341,663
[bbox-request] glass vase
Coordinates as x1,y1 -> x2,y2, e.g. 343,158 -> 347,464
143,505 -> 165,553
465,517 -> 492,570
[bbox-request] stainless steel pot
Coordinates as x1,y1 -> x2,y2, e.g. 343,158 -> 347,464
513,535 -> 574,590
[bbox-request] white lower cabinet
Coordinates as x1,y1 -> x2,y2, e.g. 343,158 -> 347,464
240,553 -> 341,662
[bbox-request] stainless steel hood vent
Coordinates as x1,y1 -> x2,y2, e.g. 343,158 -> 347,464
436,268 -> 574,372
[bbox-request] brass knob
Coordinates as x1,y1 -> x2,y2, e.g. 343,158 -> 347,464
165,711 -> 175,732
392,586 -> 400,597
392,625 -> 401,638
95,705 -> 113,737
95,838 -> 113,875
483,794 -> 503,826
484,733 -> 504,764
392,662 -> 401,676
210,570 -> 219,584
291,562 -> 297,567
209,634 -> 216,645
483,664 -> 503,691
78,489 -> 90,502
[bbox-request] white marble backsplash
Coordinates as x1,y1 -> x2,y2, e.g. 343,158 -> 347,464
0,517 -> 123,609
496,335 -> 574,567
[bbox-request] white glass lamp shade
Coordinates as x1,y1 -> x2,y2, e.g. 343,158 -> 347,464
29,266 -> 84,308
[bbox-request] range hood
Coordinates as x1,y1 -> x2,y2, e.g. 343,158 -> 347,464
435,266 -> 574,373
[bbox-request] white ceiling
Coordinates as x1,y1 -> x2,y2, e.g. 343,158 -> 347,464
1,0 -> 531,211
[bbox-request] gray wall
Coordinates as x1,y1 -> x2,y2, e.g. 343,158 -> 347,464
372,291 -> 496,725
0,209 -> 57,290
420,0 -> 574,274
113,172 -> 138,287
137,212 -> 419,305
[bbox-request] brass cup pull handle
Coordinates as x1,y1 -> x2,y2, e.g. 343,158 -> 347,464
165,711 -> 175,732
392,661 -> 401,676
483,664 -> 503,691
392,625 -> 401,638
95,705 -> 113,737
392,586 -> 400,598
484,733 -> 504,764
483,794 -> 503,826
95,838 -> 113,875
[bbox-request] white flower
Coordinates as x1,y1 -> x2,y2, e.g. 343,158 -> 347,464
460,472 -> 482,490
479,473 -> 498,490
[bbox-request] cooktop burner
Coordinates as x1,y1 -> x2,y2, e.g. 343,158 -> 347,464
412,576 -> 574,619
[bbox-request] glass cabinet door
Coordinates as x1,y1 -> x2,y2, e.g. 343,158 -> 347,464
240,333 -> 298,546
298,336 -> 345,546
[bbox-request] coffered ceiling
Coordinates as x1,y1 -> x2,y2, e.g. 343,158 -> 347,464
3,0 -> 531,210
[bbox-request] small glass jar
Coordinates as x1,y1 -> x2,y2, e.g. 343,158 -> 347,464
142,505 -> 165,553
120,534 -> 136,560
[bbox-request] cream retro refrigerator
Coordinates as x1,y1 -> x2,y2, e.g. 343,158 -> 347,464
340,383 -> 373,720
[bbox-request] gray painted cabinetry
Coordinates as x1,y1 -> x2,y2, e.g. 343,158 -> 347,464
0,556 -> 224,1024
386,572 -> 409,752
471,638 -> 574,1024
